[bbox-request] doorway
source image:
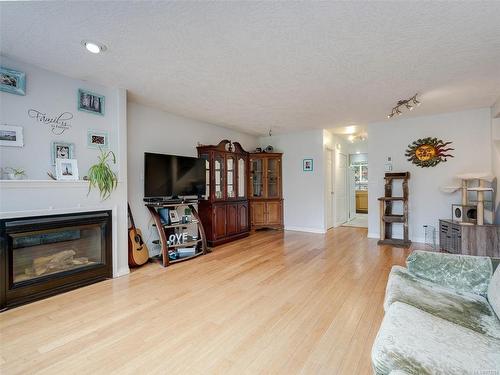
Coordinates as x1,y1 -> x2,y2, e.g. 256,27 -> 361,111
344,153 -> 368,228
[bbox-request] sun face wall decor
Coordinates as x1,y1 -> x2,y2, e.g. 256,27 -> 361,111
405,137 -> 454,168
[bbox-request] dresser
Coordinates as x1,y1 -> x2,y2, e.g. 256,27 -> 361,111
439,219 -> 500,257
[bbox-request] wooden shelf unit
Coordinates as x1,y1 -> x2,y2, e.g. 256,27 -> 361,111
146,201 -> 208,267
378,172 -> 411,248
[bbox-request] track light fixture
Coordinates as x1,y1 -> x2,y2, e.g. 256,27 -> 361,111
387,94 -> 420,119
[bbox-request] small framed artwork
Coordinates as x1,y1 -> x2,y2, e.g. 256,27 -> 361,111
0,67 -> 26,96
51,141 -> 75,165
303,158 -> 313,172
78,89 -> 105,116
56,158 -> 79,180
0,125 -> 24,147
87,129 -> 109,149
169,210 -> 180,224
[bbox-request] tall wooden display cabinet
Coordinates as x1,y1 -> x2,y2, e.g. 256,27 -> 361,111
248,152 -> 284,230
197,140 -> 250,246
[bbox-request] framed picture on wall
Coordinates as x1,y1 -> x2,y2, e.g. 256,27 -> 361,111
78,89 -> 105,116
303,158 -> 313,172
51,141 -> 75,165
55,158 -> 79,180
0,125 -> 24,147
0,67 -> 26,96
87,129 -> 109,149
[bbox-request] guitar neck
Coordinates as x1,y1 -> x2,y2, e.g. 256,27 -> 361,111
127,203 -> 136,229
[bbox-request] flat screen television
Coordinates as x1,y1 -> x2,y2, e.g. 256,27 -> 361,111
144,152 -> 206,199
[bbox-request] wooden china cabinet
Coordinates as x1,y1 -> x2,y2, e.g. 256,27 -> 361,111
197,140 -> 250,246
249,152 -> 284,230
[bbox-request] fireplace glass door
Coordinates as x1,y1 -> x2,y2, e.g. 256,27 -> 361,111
11,224 -> 104,284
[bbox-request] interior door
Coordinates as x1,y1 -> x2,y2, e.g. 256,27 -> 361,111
326,149 -> 334,229
335,152 -> 348,226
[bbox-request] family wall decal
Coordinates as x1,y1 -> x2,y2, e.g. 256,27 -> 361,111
27,109 -> 73,135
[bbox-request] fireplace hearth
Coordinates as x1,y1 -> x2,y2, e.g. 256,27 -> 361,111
1,211 -> 112,310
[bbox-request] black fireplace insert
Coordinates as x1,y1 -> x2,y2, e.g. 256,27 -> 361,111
0,210 -> 112,310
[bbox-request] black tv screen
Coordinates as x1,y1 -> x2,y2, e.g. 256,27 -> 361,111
144,153 -> 206,199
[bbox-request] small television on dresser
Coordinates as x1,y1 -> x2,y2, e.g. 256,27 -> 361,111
144,152 -> 206,200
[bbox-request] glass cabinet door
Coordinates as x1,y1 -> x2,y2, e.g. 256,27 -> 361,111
214,154 -> 224,200
226,156 -> 236,198
200,153 -> 210,199
250,158 -> 264,198
237,157 -> 246,198
267,158 -> 280,198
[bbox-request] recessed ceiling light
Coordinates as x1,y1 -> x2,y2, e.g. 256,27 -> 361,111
82,40 -> 107,54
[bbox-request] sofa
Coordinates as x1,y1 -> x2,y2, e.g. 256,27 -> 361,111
372,250 -> 500,375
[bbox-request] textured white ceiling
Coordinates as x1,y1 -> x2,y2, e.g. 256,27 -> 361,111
1,2 -> 500,135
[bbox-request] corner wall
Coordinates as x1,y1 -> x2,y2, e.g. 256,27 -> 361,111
367,108 -> 492,243
259,130 -> 326,233
0,57 -> 129,277
127,101 -> 258,254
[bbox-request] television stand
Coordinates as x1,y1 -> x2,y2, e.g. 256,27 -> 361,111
146,201 -> 209,267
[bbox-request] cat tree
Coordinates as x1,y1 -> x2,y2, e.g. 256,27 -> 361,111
441,173 -> 495,225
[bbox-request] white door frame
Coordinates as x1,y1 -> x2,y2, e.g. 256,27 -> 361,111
334,151 -> 348,227
326,148 -> 335,229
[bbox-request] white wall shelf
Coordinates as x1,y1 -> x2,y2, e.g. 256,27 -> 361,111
0,180 -> 89,189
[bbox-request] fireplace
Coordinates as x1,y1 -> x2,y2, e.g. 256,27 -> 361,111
0,211 -> 112,310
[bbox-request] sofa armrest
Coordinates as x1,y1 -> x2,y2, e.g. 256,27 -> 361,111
406,250 -> 493,296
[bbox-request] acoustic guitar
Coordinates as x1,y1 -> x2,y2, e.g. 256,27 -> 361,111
128,204 -> 149,267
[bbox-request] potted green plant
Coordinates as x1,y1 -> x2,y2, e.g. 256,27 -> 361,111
87,148 -> 118,200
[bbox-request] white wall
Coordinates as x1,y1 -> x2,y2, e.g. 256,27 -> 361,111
127,101 -> 258,254
0,57 -> 129,277
368,108 -> 492,243
492,98 -> 500,224
259,130 -> 326,233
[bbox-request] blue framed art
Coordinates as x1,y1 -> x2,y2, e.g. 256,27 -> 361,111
303,158 -> 313,172
78,89 -> 105,116
0,67 -> 26,96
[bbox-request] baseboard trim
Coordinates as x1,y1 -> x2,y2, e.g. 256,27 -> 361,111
367,232 -> 427,245
113,266 -> 130,278
285,226 -> 326,234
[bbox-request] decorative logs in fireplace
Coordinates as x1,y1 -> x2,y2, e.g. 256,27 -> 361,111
15,249 -> 96,282
0,211 -> 112,311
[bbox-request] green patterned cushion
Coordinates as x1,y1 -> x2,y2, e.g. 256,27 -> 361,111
385,266 -> 500,339
372,302 -> 500,375
488,266 -> 500,319
406,251 -> 492,296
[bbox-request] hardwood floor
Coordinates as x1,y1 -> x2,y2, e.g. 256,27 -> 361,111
0,227 -> 412,375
